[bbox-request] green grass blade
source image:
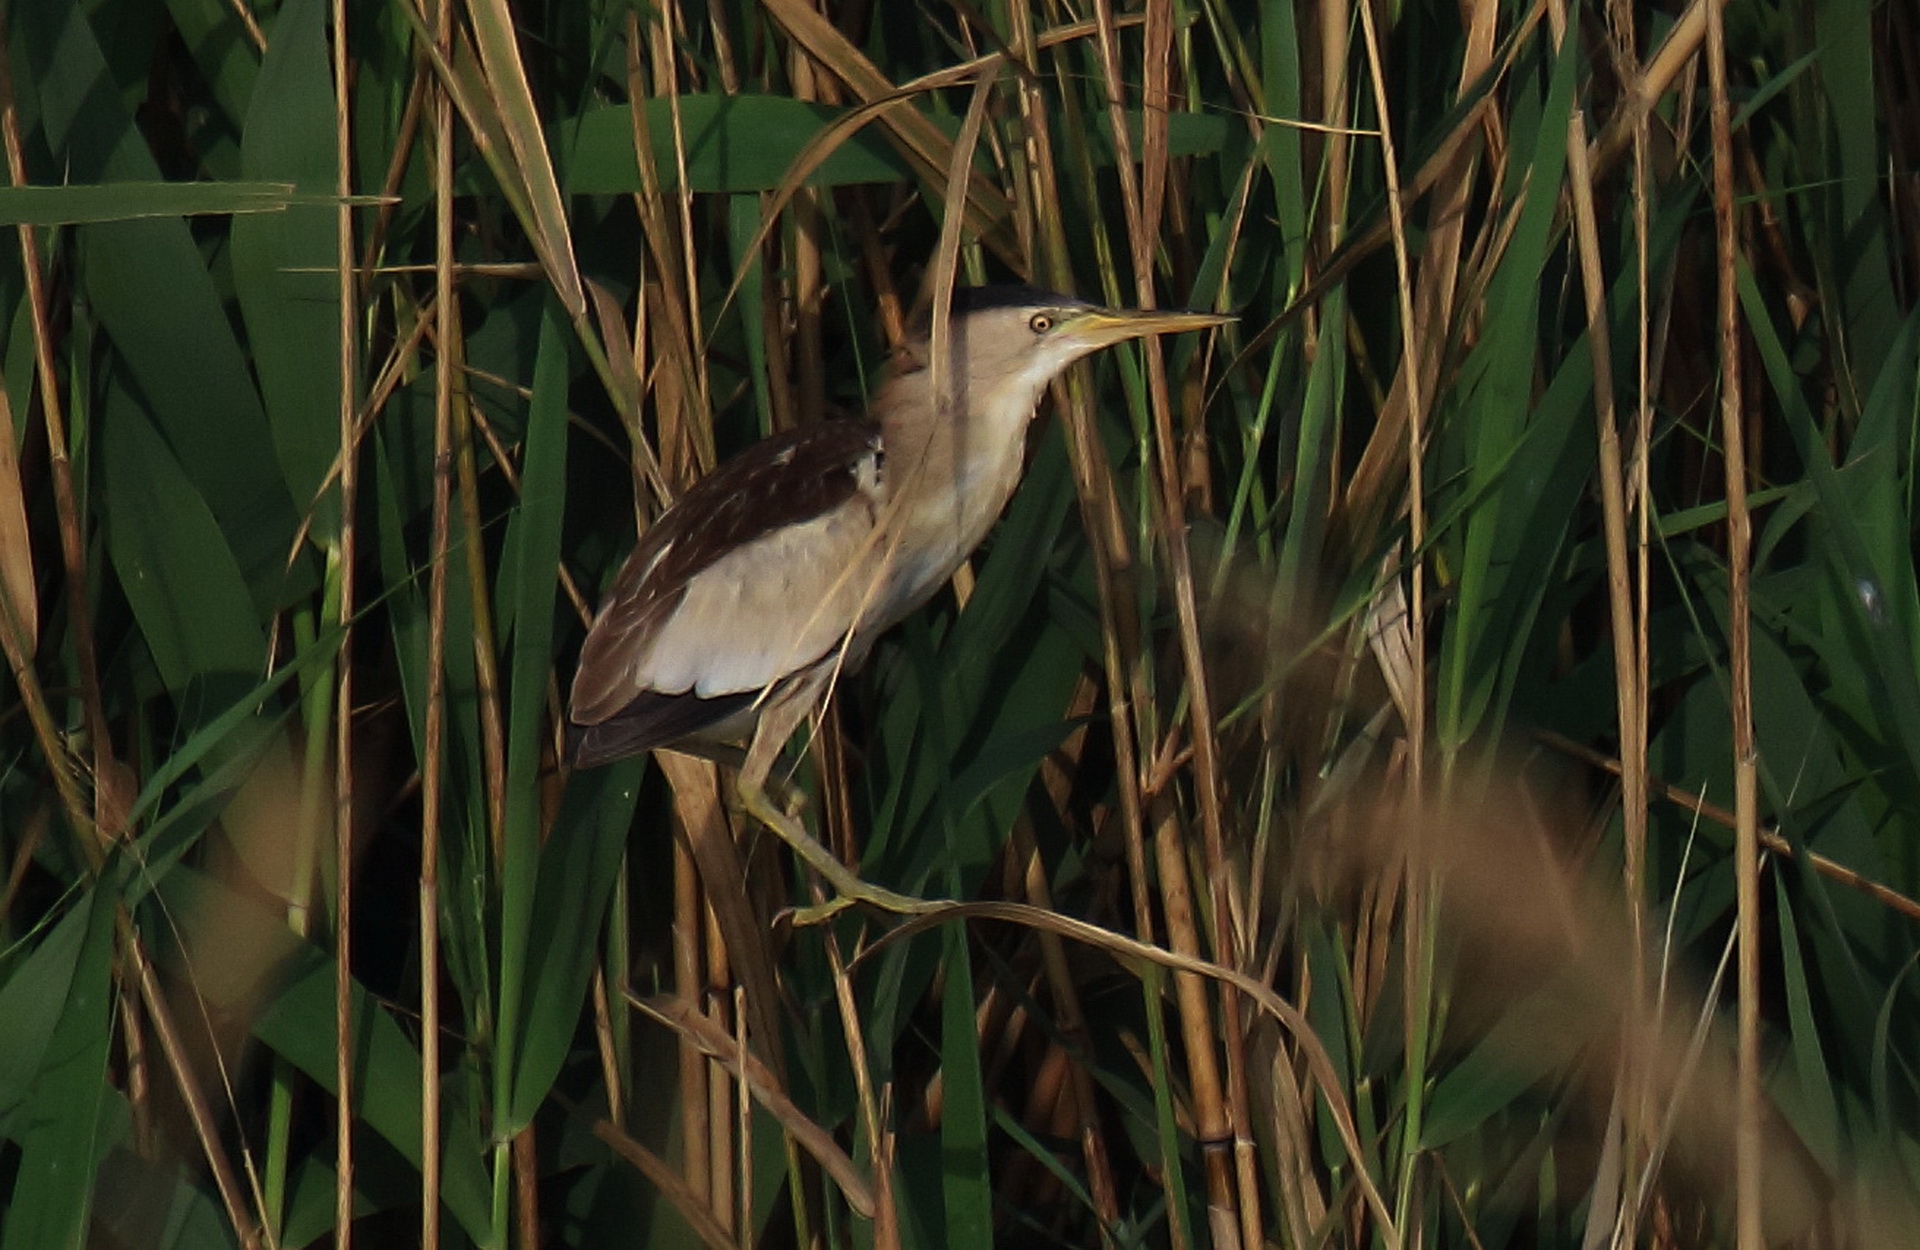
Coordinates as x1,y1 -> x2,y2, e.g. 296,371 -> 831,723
939,922 -> 993,1245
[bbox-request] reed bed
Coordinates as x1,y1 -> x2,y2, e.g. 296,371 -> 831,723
1,0 -> 1917,1246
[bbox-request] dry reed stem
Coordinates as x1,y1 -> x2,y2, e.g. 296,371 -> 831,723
418,0 -> 457,1236
654,752 -> 789,1087
672,811 -> 711,1211
130,929 -> 267,1249
0,361 -> 33,659
406,3 -> 662,504
591,1116 -> 737,1250
1560,0 -> 1652,1222
864,897 -> 1402,1242
330,0 -> 359,1242
1355,0 -> 1435,1231
590,967 -> 625,1125
614,24 -> 734,1215
624,11 -> 712,488
822,915 -> 894,1242
1010,817 -> 1125,1238
759,0 -> 1014,252
630,994 -> 879,1218
1146,5 -> 1261,1241
788,42 -> 828,433
1628,3 -> 1660,1227
1702,0 -> 1762,1244
0,28 -> 110,842
1008,35 -> 1203,1244
704,903 -> 734,1237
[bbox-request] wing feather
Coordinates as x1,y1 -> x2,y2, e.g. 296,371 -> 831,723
569,420 -> 883,736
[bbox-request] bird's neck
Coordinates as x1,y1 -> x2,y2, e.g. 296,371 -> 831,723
865,361 -> 1050,614
878,365 -> 1046,520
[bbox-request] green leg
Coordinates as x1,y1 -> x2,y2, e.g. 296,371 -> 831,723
734,690 -> 944,922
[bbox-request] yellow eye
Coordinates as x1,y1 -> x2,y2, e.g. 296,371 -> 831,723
1028,312 -> 1055,334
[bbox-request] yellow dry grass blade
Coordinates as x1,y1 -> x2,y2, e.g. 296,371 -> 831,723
759,0 -> 1015,259
461,0 -> 587,322
0,380 -> 33,655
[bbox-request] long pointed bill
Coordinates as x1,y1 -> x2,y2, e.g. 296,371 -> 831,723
1064,305 -> 1236,349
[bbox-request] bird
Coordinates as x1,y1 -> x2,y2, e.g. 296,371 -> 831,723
568,283 -> 1231,914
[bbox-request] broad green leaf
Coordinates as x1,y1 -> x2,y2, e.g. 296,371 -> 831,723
940,922 -> 992,1246
232,0 -> 344,544
102,391 -> 268,724
563,96 -> 909,194
1812,0 -> 1897,381
1774,875 -> 1840,1167
0,898 -> 97,1136
0,887 -> 117,1250
0,181 -> 302,225
252,950 -> 496,1246
19,1 -> 302,600
160,0 -> 261,122
1434,28 -> 1581,749
503,305 -> 638,1130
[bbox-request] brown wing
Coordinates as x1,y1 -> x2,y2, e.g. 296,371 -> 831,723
567,419 -> 883,760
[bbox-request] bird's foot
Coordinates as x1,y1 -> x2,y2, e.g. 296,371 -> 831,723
738,782 -> 945,922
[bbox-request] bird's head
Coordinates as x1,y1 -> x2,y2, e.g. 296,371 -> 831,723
890,284 -> 1233,432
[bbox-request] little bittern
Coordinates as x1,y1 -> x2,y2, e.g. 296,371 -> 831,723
569,284 -> 1230,913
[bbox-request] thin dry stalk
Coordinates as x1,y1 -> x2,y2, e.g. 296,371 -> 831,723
862,898 -> 1400,1242
759,0 -> 1015,253
654,751 -> 789,1079
1344,0 -> 1493,553
672,827 -> 711,1210
1613,0 -> 1656,986
822,916 -> 896,1244
330,0 -> 360,1243
1538,731 -> 1920,927
513,1126 -> 538,1249
1628,10 -> 1657,1211
591,968 -> 625,1126
1564,57 -> 1653,1231
626,9 -> 713,484
0,369 -> 33,659
129,931 -> 267,1250
1146,789 -> 1235,1250
1318,0 -> 1353,250
1145,8 -> 1262,1245
1590,0 -> 1709,171
0,586 -> 75,842
1703,1 -> 1761,1244
732,987 -> 752,1245
590,1121 -> 738,1250
708,905 -> 737,1233
1009,819 -> 1124,1238
787,39 -> 829,432
0,33 -> 109,836
652,1 -> 714,454
1355,0 -> 1436,1231
418,0 -> 458,1237
704,927 -> 734,1239
629,994 -> 878,1218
